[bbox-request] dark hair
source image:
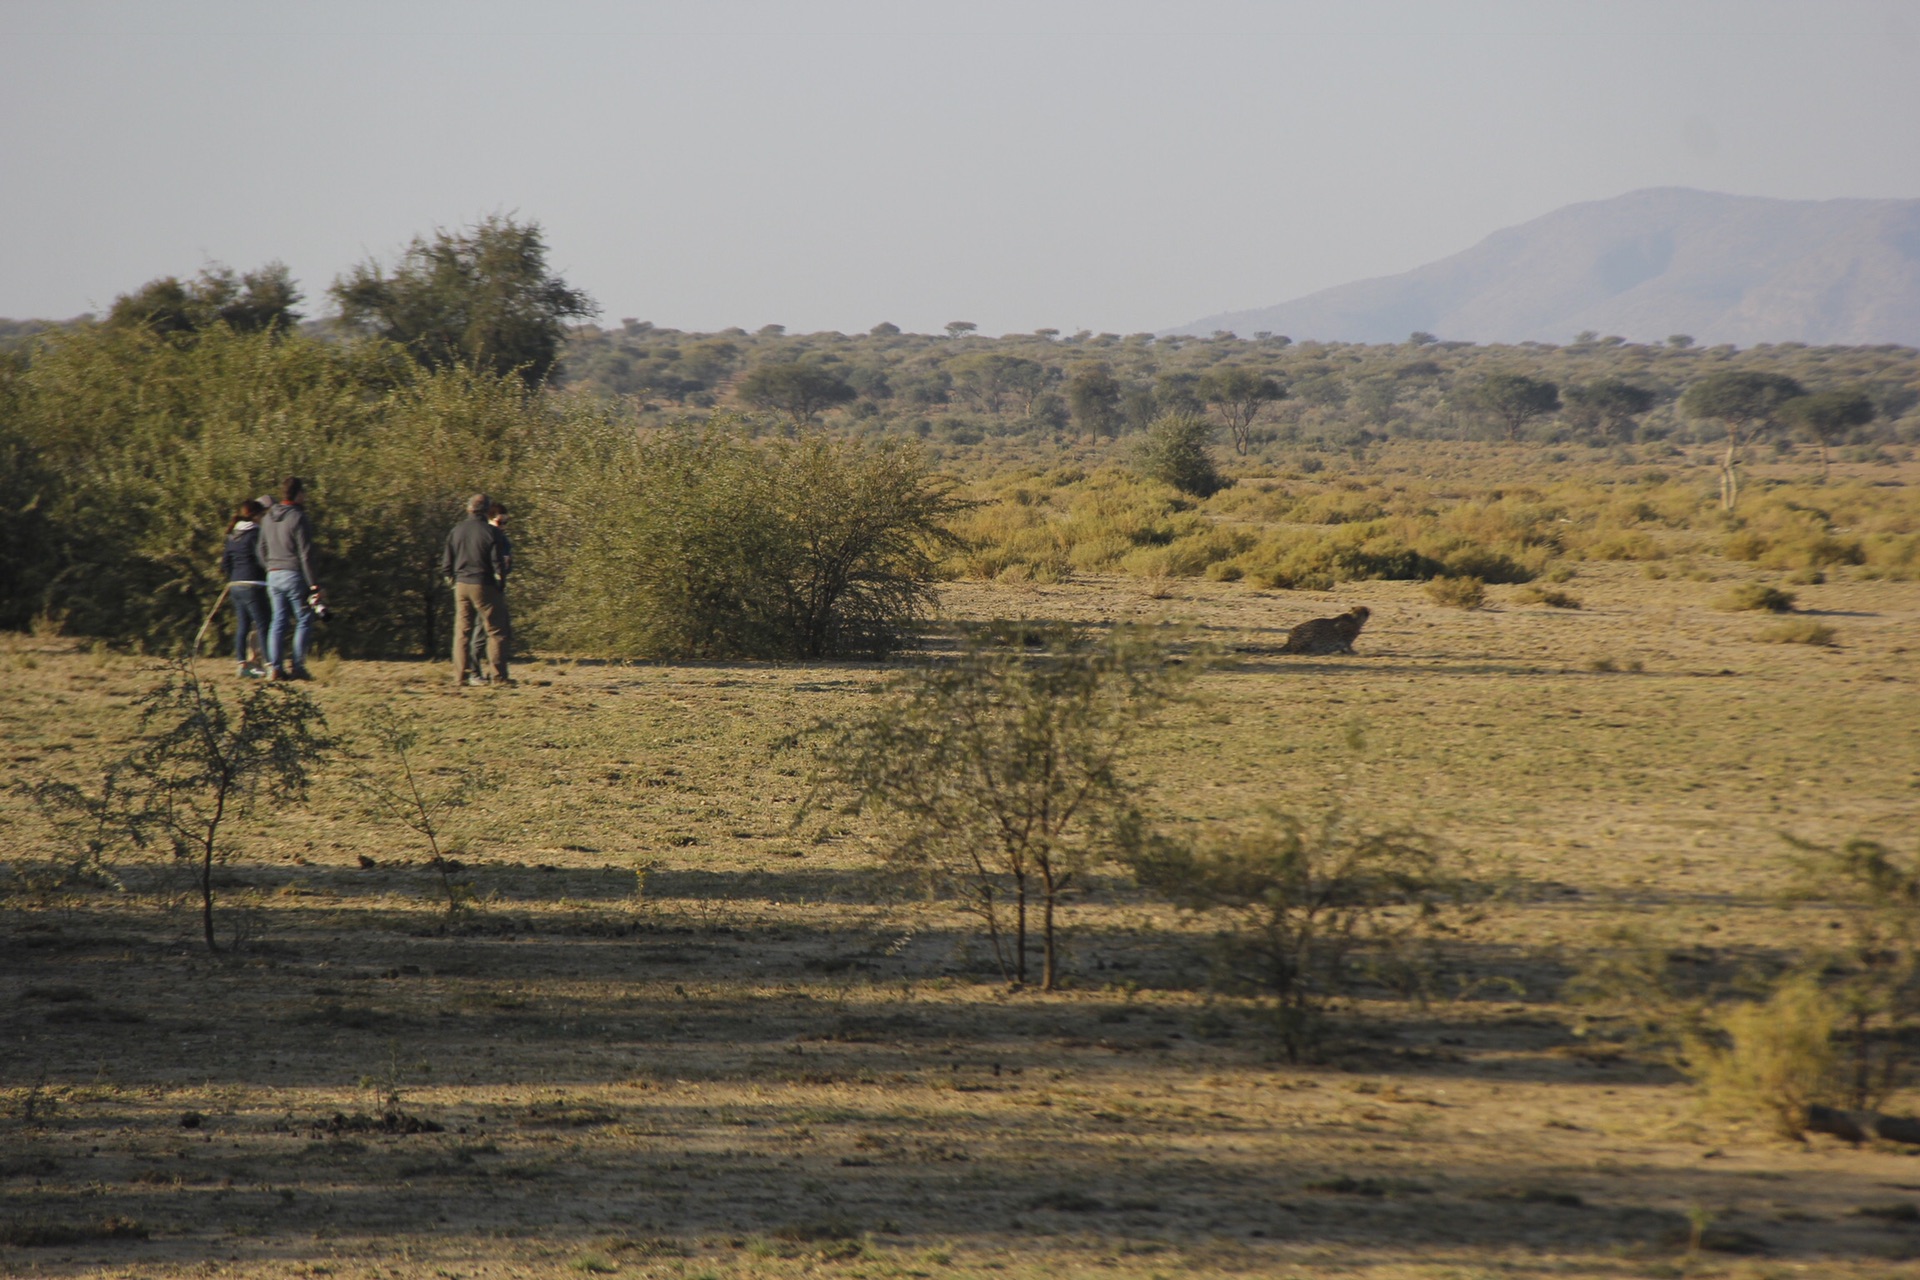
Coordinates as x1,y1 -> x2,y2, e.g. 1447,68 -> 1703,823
488,501 -> 508,520
280,476 -> 305,503
226,498 -> 266,534
467,493 -> 491,516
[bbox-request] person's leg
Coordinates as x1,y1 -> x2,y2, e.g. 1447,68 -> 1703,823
468,606 -> 487,677
480,586 -> 511,683
287,578 -> 314,675
265,571 -> 295,674
453,583 -> 479,683
232,588 -> 252,671
233,585 -> 268,675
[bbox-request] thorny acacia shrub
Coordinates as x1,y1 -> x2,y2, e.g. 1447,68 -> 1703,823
538,420 -> 962,659
120,662 -> 329,952
816,625 -> 1194,991
1130,813 -> 1471,1060
1570,835 -> 1920,1141
1576,943 -> 1855,1141
11,773 -> 135,906
1696,976 -> 1847,1139
1784,836 -> 1920,1111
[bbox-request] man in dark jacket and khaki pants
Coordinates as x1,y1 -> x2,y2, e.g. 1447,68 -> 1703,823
442,493 -> 512,687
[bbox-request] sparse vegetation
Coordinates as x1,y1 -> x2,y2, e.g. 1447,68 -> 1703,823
1758,617 -> 1836,645
1131,813 -> 1471,1059
816,626 -> 1193,990
353,705 -> 492,915
1510,584 -> 1581,608
116,661 -> 330,951
1425,574 -> 1487,608
1572,836 -> 1920,1142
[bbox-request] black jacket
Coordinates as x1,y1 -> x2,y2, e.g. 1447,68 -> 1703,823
221,521 -> 266,583
442,515 -> 507,587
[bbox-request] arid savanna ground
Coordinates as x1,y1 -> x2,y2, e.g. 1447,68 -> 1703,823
5,451 -> 1920,1280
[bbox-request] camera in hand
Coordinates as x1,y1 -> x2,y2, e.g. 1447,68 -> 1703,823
308,587 -> 329,621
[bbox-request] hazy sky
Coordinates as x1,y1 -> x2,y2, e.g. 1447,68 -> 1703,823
4,0 -> 1917,335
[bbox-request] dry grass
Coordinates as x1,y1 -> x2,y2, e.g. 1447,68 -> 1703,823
5,453 -> 1920,1278
1757,618 -> 1838,646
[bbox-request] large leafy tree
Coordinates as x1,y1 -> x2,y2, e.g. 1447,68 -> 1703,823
1197,366 -> 1286,454
736,361 -> 857,427
107,263 -> 302,338
1562,378 -> 1656,444
1468,373 -> 1560,442
1679,371 -> 1805,509
1782,389 -> 1875,482
330,216 -> 596,387
1066,364 -> 1123,440
950,352 -> 1047,416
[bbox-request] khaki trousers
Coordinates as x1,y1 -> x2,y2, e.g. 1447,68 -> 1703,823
453,582 -> 510,682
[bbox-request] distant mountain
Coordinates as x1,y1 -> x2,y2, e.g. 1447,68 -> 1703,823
1173,188 -> 1920,347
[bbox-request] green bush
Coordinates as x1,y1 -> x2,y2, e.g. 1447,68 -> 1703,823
1692,976 -> 1846,1139
1131,412 -> 1224,498
1233,523 -> 1440,591
1570,830 -> 1920,1140
1418,539 -> 1538,584
535,421 -> 960,659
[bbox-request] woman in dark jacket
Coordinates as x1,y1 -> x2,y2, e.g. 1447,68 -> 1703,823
221,499 -> 271,678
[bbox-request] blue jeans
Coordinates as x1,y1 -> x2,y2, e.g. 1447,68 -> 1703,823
266,570 -> 312,673
230,583 -> 270,664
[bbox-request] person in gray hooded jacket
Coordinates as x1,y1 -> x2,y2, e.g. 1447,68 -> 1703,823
259,475 -> 323,680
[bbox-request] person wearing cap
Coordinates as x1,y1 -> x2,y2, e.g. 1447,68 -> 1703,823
258,475 -> 322,680
441,493 -> 512,687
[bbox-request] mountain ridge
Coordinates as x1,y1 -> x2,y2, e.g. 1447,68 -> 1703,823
1173,188 -> 1920,347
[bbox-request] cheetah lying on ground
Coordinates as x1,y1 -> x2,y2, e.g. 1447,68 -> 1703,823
1276,605 -> 1370,655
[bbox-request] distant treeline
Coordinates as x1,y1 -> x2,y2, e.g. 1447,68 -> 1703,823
562,321 -> 1920,455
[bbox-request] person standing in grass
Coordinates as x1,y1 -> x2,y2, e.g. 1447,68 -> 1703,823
465,500 -> 512,679
442,493 -> 512,688
259,475 -> 323,681
221,498 -> 270,678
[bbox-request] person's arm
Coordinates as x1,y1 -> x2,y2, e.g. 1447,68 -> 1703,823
293,512 -> 320,589
440,530 -> 456,582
